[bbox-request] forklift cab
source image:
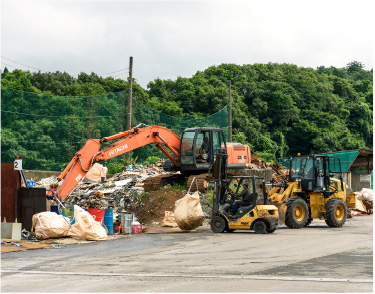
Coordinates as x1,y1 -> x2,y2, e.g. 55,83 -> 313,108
180,127 -> 227,172
213,176 -> 266,218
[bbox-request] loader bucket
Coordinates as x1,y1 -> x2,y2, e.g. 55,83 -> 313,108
272,203 -> 287,226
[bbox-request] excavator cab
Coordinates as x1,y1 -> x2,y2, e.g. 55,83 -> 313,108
179,127 -> 227,173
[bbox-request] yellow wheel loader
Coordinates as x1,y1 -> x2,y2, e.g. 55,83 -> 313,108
267,155 -> 356,228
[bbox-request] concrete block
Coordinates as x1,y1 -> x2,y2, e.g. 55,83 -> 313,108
1,222 -> 22,241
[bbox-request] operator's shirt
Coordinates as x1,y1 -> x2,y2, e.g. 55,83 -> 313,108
236,187 -> 251,202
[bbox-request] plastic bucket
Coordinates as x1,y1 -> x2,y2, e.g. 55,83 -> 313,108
87,208 -> 105,223
62,207 -> 75,225
50,205 -> 59,214
131,223 -> 142,234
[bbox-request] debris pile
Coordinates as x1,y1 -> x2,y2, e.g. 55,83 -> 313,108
62,165 -> 164,214
251,154 -> 289,182
350,188 -> 373,216
34,176 -> 58,188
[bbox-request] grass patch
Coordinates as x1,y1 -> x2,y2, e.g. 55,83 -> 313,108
162,184 -> 186,192
137,192 -> 150,201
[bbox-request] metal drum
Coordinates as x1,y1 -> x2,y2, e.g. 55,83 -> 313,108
122,214 -> 133,234
104,208 -> 113,235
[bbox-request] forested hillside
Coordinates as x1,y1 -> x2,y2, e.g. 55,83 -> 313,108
1,61 -> 373,169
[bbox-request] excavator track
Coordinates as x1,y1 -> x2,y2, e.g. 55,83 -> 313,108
186,173 -> 213,192
143,174 -> 185,191
143,173 -> 214,192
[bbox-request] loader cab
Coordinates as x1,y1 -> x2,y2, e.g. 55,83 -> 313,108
180,127 -> 227,173
289,155 -> 344,193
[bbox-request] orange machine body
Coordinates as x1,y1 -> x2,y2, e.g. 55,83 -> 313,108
56,125 -> 252,201
226,143 -> 251,169
56,125 -> 181,200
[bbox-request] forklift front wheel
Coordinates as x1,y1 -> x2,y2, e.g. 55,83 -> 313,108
211,216 -> 226,233
253,221 -> 267,234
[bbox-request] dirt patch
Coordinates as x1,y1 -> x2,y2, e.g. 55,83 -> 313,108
136,189 -> 185,225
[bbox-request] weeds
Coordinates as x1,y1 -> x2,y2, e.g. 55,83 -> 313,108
137,192 -> 150,201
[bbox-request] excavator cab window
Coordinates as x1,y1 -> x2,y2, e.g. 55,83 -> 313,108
180,131 -> 195,165
213,131 -> 226,156
196,131 -> 211,163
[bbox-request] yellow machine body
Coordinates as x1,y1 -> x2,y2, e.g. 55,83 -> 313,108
222,205 -> 279,230
268,178 -> 356,221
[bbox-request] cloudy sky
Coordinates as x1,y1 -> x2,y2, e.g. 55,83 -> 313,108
1,0 -> 373,88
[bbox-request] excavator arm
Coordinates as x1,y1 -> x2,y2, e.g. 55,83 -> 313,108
56,124 -> 181,200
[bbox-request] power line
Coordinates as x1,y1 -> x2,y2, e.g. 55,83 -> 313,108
1,56 -> 129,77
1,110 -> 122,118
1,62 -> 21,70
1,56 -> 46,71
1,139 -> 87,145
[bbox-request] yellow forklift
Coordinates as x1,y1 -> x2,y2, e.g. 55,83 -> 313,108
210,154 -> 279,234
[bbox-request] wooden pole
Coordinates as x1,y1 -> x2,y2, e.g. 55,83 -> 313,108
228,80 -> 232,142
126,56 -> 133,163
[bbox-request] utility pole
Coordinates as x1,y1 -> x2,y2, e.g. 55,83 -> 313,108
228,80 -> 232,142
126,56 -> 133,163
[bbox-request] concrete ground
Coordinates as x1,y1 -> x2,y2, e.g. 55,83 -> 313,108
1,216 -> 373,292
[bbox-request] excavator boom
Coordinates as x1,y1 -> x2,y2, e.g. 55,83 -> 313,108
56,125 -> 181,200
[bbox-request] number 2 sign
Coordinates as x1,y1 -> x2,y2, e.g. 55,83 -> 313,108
14,159 -> 22,171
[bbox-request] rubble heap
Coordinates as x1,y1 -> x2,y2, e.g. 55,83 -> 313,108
64,166 -> 164,213
251,154 -> 289,182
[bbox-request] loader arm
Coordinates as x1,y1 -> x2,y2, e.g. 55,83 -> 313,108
56,125 -> 181,200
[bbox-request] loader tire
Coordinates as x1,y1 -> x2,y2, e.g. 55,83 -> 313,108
285,197 -> 309,229
325,197 -> 347,227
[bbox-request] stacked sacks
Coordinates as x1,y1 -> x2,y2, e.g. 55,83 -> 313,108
31,212 -> 71,240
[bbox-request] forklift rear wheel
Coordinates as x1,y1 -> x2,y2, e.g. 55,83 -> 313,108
253,221 -> 267,234
211,216 -> 226,233
266,228 -> 276,233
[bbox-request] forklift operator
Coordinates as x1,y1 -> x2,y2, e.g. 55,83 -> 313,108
232,181 -> 252,215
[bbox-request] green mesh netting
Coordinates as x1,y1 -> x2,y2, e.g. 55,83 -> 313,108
1,87 -> 228,171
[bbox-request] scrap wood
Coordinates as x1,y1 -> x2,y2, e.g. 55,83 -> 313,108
349,208 -> 372,216
1,242 -> 53,253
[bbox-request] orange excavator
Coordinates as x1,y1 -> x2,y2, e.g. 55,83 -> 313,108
56,123 -> 251,201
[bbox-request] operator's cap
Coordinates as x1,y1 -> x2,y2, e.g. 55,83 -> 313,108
243,181 -> 249,186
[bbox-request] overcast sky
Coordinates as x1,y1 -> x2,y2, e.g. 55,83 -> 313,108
1,0 -> 373,88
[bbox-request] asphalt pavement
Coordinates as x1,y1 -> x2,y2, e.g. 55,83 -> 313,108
1,216 -> 373,292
